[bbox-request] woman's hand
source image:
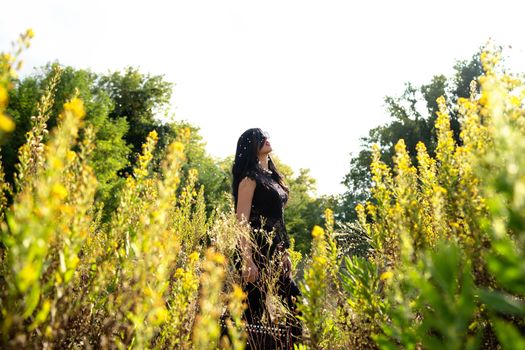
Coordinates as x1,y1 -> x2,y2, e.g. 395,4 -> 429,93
242,257 -> 259,283
282,251 -> 292,279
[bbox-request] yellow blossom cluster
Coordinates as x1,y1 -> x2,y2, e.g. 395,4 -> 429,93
0,29 -> 34,135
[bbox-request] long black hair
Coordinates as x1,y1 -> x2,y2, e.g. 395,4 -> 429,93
231,128 -> 289,209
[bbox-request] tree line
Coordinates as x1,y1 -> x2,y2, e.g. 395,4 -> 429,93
1,50 -> 485,255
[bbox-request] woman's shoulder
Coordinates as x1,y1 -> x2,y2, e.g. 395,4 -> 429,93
239,175 -> 257,187
238,171 -> 258,192
243,169 -> 261,183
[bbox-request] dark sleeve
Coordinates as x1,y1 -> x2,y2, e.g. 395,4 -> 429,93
243,169 -> 259,183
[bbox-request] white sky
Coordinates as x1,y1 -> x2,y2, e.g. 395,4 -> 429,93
2,0 -> 525,195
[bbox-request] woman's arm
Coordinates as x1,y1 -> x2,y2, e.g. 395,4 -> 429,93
236,176 -> 255,221
236,176 -> 258,282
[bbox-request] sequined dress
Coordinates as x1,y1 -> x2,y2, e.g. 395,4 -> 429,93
232,167 -> 303,347
237,168 -> 290,270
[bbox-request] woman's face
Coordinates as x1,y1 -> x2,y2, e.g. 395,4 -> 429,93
257,131 -> 272,156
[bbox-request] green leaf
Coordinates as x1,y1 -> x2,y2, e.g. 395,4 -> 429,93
478,289 -> 525,316
22,284 -> 41,319
492,318 -> 525,350
464,331 -> 482,350
487,240 -> 525,295
373,334 -> 403,350
28,299 -> 51,331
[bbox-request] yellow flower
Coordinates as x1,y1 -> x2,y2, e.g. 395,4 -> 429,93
232,284 -> 246,300
58,204 -> 74,216
19,263 -> 38,291
449,221 -> 460,229
32,299 -> 51,326
63,97 -> 86,118
311,225 -> 324,238
172,141 -> 185,153
510,95 -> 521,107
51,158 -> 63,169
324,208 -> 334,228
189,251 -> 199,263
479,94 -> 488,106
51,183 -> 68,200
182,127 -> 191,140
66,150 -> 76,162
0,86 -> 8,107
210,252 -> 226,265
55,271 -> 63,284
380,270 -> 393,281
314,256 -> 328,265
0,113 -> 15,132
366,202 -> 377,217
202,249 -> 227,267
1,52 -> 13,63
26,28 -> 35,39
149,308 -> 168,325
145,129 -> 158,143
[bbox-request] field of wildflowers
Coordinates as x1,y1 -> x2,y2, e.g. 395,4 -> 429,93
1,31 -> 524,349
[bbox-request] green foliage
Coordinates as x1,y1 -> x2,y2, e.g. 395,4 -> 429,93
261,46 -> 525,350
376,242 -> 479,350
5,29 -> 525,350
0,32 -> 253,345
347,47 -> 525,349
284,167 -> 324,253
335,221 -> 372,258
98,66 -> 173,158
0,29 -> 33,140
474,51 -> 525,347
2,63 -> 132,216
1,63 -> 238,227
1,96 -> 94,344
491,318 -> 525,350
191,248 -> 227,350
341,50 -> 485,222
298,209 -> 346,349
341,255 -> 385,324
0,86 -> 227,348
173,121 -> 232,216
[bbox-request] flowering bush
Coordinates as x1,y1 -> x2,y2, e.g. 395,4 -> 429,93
2,29 -> 525,350
355,48 -> 525,349
0,30 -> 246,349
294,46 -> 525,350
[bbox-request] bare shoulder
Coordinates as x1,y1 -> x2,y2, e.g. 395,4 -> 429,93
239,176 -> 256,190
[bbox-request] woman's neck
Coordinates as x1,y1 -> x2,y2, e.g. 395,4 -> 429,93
258,154 -> 269,170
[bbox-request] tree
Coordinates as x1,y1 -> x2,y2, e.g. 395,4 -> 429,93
285,168 -> 322,253
97,67 -> 173,172
340,50 -> 485,221
170,120 -> 232,216
2,64 -> 131,211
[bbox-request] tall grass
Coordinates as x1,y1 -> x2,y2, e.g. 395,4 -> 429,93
285,45 -> 525,349
0,30 -> 252,349
2,30 -> 525,350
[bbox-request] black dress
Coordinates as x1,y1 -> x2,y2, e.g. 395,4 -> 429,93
246,168 -> 290,267
236,168 -> 302,349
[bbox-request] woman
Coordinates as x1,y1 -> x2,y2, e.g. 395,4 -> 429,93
231,128 -> 302,348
